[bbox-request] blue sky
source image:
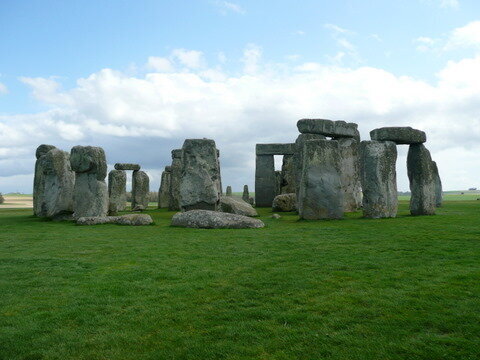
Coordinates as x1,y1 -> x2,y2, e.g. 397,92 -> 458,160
1,0 -> 480,193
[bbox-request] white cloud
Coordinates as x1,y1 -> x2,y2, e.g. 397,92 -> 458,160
324,23 -> 361,64
444,21 -> 480,50
171,49 -> 205,69
2,45 -> 480,193
0,82 -> 7,94
439,0 -> 459,8
324,24 -> 352,35
414,36 -> 440,52
147,56 -> 174,72
213,1 -> 245,15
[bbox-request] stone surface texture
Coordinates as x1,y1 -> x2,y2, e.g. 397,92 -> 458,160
242,185 -> 250,202
108,170 -> 127,215
297,119 -> 360,139
219,196 -> 258,217
272,193 -> 296,212
179,139 -> 222,211
337,138 -> 362,212
255,143 -> 295,155
280,155 -> 296,194
370,127 -> 426,144
171,210 -> 265,229
275,171 -> 282,196
407,144 -> 436,215
33,144 -> 57,217
77,214 -> 153,226
298,139 -> 344,220
157,167 -> 171,209
255,154 -> 275,207
432,161 -> 443,207
70,146 -> 108,219
360,141 -> 398,218
114,163 -> 141,171
168,149 -> 182,211
226,186 -> 232,196
131,170 -> 150,211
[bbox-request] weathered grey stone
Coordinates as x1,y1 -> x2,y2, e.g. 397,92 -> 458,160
255,155 -> 275,207
216,148 -> 223,196
275,171 -> 282,196
219,196 -> 258,217
337,138 -> 362,212
249,197 -> 255,206
298,140 -> 344,220
171,210 -> 264,229
77,214 -> 153,226
132,170 -> 150,211
242,185 -> 250,202
108,170 -> 127,215
168,149 -> 182,211
280,155 -> 295,194
157,167 -> 171,209
179,139 -> 222,211
256,143 -> 295,155
297,119 -> 360,139
33,144 -> 57,217
114,163 -> 141,171
272,193 -> 296,212
270,214 -> 281,219
70,146 -> 108,219
226,186 -> 232,196
407,144 -> 436,215
293,134 -> 327,197
360,141 -> 398,218
432,161 -> 443,207
370,127 -> 426,144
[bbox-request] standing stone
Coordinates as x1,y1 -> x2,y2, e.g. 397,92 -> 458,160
242,185 -> 250,202
337,138 -> 362,212
40,148 -> 75,220
280,155 -> 295,194
407,144 -> 436,215
108,169 -> 127,215
275,171 -> 282,196
168,149 -> 182,211
432,161 -> 443,207
158,166 -> 171,209
179,139 -> 222,211
298,139 -> 344,220
216,148 -> 223,195
255,154 -> 275,207
226,186 -> 232,196
33,144 -> 57,217
132,170 -> 150,211
70,146 -> 108,219
360,141 -> 398,218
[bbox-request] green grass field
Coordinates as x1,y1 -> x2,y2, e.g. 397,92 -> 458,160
1,201 -> 479,359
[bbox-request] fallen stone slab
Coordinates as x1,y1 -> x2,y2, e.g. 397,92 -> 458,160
297,119 -> 360,139
370,127 -> 426,144
77,214 -> 153,226
272,193 -> 296,212
171,210 -> 265,229
219,196 -> 258,217
114,163 -> 141,171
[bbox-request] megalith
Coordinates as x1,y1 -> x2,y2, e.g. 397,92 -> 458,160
168,149 -> 182,211
360,141 -> 398,218
337,138 -> 362,212
242,185 -> 250,202
298,139 -> 343,220
179,139 -> 222,211
132,170 -> 150,211
226,186 -> 232,196
297,118 -> 360,141
432,161 -> 443,207
70,145 -> 108,219
407,144 -> 436,215
280,155 -> 295,194
275,170 -> 282,196
370,127 -> 426,144
108,169 -> 127,215
33,144 -> 57,217
293,133 -> 326,197
157,166 -> 171,209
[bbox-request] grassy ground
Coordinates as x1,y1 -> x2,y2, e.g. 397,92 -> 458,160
1,201 -> 479,360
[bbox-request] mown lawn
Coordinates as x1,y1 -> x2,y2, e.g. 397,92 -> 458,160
0,201 -> 479,360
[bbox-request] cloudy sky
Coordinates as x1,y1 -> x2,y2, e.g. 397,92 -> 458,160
1,0 -> 480,193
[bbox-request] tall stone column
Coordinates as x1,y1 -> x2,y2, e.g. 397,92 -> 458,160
158,166 -> 171,209
293,134 -> 326,197
298,139 -> 343,220
407,144 -> 436,215
360,141 -> 398,218
280,155 -> 295,194
432,161 -> 442,207
337,138 -> 362,212
108,169 -> 127,214
255,154 -> 275,207
33,144 -> 57,217
132,170 -> 150,211
169,149 -> 183,211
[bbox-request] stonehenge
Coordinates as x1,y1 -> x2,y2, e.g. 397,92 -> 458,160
157,166 -> 171,209
370,127 -> 426,144
168,149 -> 183,211
131,170 -> 150,211
407,144 -> 436,215
33,144 -> 57,217
108,170 -> 127,215
226,186 -> 232,196
242,185 -> 250,202
432,161 -> 443,207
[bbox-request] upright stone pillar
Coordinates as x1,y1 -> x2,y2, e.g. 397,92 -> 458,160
337,138 -> 362,212
33,144 -> 57,217
108,169 -> 127,215
168,149 -> 182,211
158,166 -> 171,209
407,144 -> 436,215
280,155 -> 295,194
70,146 -> 108,219
432,161 -> 442,207
293,134 -> 326,197
242,185 -> 250,202
132,170 -> 150,211
298,139 -> 343,220
226,186 -> 232,196
360,141 -> 398,218
179,139 -> 222,211
275,171 -> 282,196
255,155 -> 275,207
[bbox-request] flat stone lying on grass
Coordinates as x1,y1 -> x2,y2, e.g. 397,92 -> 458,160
370,127 -> 426,144
297,118 -> 360,139
171,210 -> 265,229
272,193 -> 296,212
219,196 -> 258,217
270,214 -> 281,219
77,214 -> 153,225
114,163 -> 141,171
